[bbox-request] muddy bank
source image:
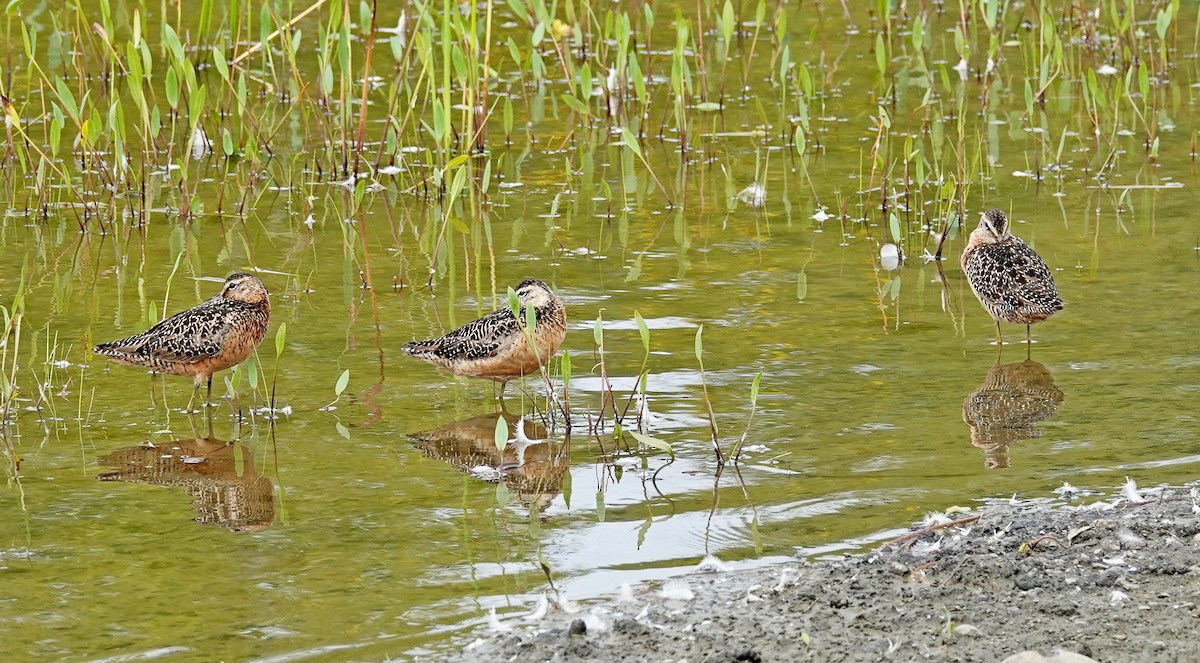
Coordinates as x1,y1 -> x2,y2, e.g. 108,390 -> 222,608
445,484 -> 1200,662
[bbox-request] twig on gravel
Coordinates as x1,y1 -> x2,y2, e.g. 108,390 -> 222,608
882,515 -> 983,551
1021,534 -> 1069,554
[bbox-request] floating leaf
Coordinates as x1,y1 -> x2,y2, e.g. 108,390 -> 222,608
334,368 -> 349,396
335,422 -> 350,440
796,272 -> 808,301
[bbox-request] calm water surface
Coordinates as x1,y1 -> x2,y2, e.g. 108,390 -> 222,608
1,2 -> 1198,660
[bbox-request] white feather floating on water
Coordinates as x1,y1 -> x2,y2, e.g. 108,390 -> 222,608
953,58 -> 969,80
880,243 -> 901,271
1053,482 -> 1079,498
191,126 -> 211,159
736,183 -> 766,208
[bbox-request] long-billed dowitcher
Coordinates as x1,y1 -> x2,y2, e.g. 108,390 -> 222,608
93,273 -> 271,407
961,209 -> 1063,348
404,279 -> 566,397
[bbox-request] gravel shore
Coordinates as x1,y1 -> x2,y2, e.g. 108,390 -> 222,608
445,484 -> 1200,662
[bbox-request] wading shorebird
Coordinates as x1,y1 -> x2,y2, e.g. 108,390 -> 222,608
404,279 -> 566,398
93,273 -> 271,408
961,209 -> 1063,350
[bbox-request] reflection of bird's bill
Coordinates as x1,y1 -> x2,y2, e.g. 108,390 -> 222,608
409,411 -> 567,510
97,438 -> 276,532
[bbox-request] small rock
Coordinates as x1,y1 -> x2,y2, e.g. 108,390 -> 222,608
732,647 -> 763,663
953,623 -> 980,637
612,618 -> 654,637
568,619 -> 587,636
1089,569 -> 1121,587
999,651 -> 1099,663
1015,574 -> 1042,591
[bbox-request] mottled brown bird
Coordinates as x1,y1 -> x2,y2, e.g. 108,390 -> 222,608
961,208 -> 1063,348
404,279 -> 566,396
93,273 -> 271,407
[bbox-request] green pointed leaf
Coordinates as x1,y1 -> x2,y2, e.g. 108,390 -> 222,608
274,322 -> 287,358
525,301 -> 537,336
507,287 -> 520,316
494,415 -> 510,452
334,368 -> 350,396
620,126 -> 643,158
628,430 -> 674,459
634,310 -> 649,352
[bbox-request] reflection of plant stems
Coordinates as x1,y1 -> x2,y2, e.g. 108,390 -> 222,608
352,0 -> 380,177
695,325 -> 724,465
702,464 -> 723,556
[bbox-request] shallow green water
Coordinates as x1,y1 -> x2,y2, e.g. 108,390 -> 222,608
2,2 -> 1199,660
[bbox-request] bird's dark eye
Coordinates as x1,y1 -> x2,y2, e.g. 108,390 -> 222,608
228,283 -> 238,291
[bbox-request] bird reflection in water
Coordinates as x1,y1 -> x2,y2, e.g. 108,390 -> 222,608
962,359 -> 1064,469
97,435 -> 276,532
410,411 -> 568,512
